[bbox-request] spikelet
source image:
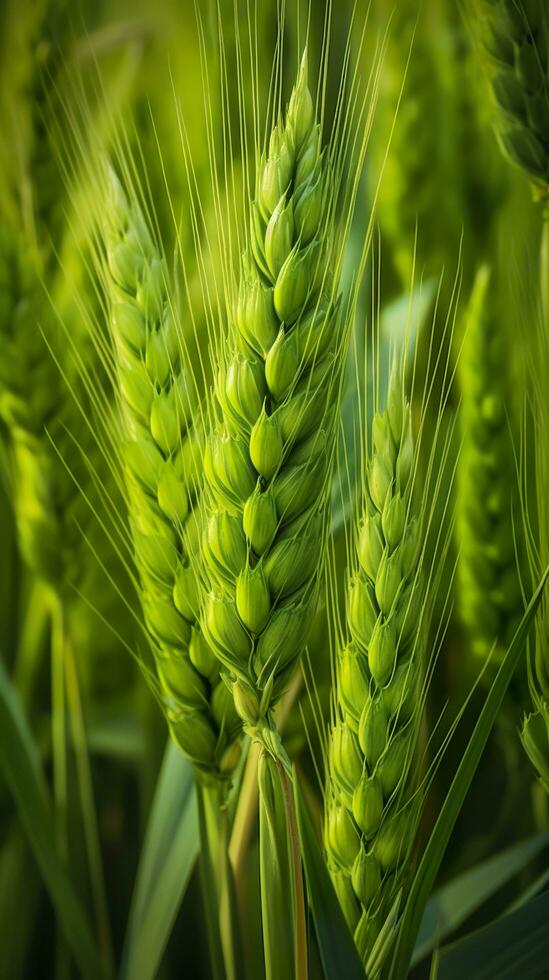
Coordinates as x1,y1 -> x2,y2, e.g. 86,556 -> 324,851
456,267 -> 523,663
325,366 -> 427,968
201,54 -> 344,735
103,173 -> 241,781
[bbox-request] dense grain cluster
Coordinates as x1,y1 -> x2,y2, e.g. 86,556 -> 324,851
104,176 -> 241,780
202,58 -> 343,734
456,268 -> 523,662
477,0 -> 549,199
325,369 -> 426,966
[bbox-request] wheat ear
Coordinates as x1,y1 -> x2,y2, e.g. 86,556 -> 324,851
202,54 -> 344,741
474,0 -> 549,202
325,364 -> 427,967
456,266 -> 523,663
103,173 -> 241,782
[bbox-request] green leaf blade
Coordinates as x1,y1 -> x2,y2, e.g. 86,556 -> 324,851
120,739 -> 199,980
413,833 -> 549,965
293,777 -> 364,980
0,658 -> 107,980
437,891 -> 549,980
389,568 -> 549,979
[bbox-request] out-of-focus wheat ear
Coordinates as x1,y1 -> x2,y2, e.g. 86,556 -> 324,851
472,0 -> 549,203
456,266 -> 524,667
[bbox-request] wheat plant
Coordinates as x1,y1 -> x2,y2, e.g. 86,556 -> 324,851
1,5 -> 549,980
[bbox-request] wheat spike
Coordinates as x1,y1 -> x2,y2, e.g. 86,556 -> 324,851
103,173 -> 241,781
325,364 -> 427,967
200,53 -> 345,741
456,266 -> 523,663
474,0 -> 549,201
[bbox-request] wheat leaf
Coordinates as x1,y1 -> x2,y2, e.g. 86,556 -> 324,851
120,739 -> 198,980
0,658 -> 107,980
389,567 -> 549,979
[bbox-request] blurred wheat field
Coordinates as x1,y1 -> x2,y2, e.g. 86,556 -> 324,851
0,1 -> 548,979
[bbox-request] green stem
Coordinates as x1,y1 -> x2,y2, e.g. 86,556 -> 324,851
51,595 -> 69,980
229,671 -> 303,893
274,759 -> 308,980
14,578 -> 50,708
229,741 -> 260,885
217,800 -> 244,980
258,750 -> 295,980
64,638 -> 114,973
541,213 -> 549,335
255,723 -> 308,980
197,781 -> 243,980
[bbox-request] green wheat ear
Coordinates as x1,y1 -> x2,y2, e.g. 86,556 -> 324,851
475,0 -> 549,202
325,362 -> 428,969
102,171 -> 242,783
456,266 -> 523,664
0,0 -> 89,590
201,53 -> 345,739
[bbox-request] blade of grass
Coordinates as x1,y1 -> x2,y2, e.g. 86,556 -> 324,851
120,739 -> 198,980
0,823 -> 41,980
506,867 -> 549,914
437,891 -> 549,980
293,775 -> 364,980
412,833 -> 549,965
0,657 -> 107,980
50,597 -> 69,980
389,568 -> 549,979
198,780 -> 245,980
64,636 -> 113,971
